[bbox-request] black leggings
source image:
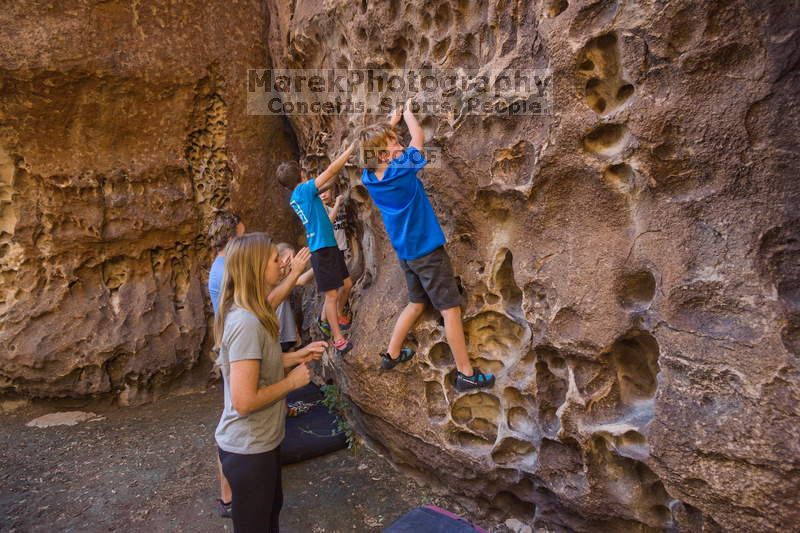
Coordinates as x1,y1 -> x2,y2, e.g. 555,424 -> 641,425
218,446 -> 283,533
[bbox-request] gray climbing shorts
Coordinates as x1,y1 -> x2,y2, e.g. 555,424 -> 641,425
398,246 -> 462,311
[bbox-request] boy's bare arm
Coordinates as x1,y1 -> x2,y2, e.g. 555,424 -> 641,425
314,142 -> 356,192
329,194 -> 343,222
297,267 -> 315,286
403,99 -> 425,152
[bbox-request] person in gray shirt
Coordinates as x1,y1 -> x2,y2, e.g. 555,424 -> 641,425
214,232 -> 326,532
275,243 -> 315,352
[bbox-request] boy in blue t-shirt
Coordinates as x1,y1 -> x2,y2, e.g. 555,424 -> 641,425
277,143 -> 356,357
358,101 -> 495,391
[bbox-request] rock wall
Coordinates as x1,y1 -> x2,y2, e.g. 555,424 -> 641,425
267,0 -> 800,530
0,0 -> 298,403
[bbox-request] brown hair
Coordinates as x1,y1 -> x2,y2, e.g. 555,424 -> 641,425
214,233 -> 279,347
207,211 -> 241,252
357,123 -> 398,170
276,161 -> 301,189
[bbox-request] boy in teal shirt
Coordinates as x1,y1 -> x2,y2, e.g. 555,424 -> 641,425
277,143 -> 356,357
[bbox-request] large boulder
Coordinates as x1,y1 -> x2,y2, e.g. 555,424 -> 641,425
0,0 -> 298,403
266,0 -> 800,530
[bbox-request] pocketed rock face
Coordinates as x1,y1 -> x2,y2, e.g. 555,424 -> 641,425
268,1 -> 800,530
0,1 -> 298,404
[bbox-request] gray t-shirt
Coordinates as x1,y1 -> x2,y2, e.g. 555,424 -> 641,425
215,306 -> 286,454
325,204 -> 348,251
276,300 -> 297,344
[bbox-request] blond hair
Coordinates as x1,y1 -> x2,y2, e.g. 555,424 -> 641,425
214,233 -> 279,348
357,123 -> 398,170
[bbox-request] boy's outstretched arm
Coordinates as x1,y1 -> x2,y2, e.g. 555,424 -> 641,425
296,267 -> 315,286
315,142 -> 356,193
403,99 -> 425,152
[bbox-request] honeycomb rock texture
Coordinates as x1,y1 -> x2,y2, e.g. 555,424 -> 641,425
267,1 -> 800,530
0,1 -> 298,404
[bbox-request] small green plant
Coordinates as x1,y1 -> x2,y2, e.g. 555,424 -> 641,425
321,383 -> 358,450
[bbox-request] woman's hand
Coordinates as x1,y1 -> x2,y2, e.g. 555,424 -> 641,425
291,247 -> 311,277
287,363 -> 312,390
299,341 -> 327,364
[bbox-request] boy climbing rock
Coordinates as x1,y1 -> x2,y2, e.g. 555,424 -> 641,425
320,186 -> 354,332
277,144 -> 356,357
358,100 -> 495,391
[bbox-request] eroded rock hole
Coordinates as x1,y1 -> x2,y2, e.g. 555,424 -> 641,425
504,388 -> 535,435
489,141 -> 535,190
102,257 -> 130,291
583,123 -> 629,156
617,84 -> 635,101
456,431 -> 494,448
434,3 -> 452,31
608,330 -> 660,405
782,313 -> 799,356
603,163 -> 635,193
451,392 -> 500,441
464,311 -> 526,368
536,359 -> 567,434
493,248 -> 523,312
489,491 -> 536,520
615,269 -> 656,310
545,0 -> 569,18
492,437 -> 536,465
590,437 -> 675,528
579,32 -> 634,114
507,406 -> 533,434
425,380 -> 448,419
473,357 -> 505,374
428,342 -> 453,368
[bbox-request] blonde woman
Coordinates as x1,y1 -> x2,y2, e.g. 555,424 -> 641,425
215,232 -> 326,532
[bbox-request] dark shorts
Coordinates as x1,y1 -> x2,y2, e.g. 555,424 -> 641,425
399,246 -> 462,311
311,245 -> 350,292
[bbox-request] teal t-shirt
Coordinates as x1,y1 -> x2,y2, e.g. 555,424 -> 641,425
289,180 -> 337,252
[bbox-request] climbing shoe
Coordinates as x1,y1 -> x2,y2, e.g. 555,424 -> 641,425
316,317 -> 332,340
338,315 -> 352,332
334,338 -> 353,357
216,498 -> 232,519
380,348 -> 416,370
454,368 -> 496,391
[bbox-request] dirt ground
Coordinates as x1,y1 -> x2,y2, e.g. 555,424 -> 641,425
0,386 -> 486,532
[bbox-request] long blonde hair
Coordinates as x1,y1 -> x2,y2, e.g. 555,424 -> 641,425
214,232 -> 279,348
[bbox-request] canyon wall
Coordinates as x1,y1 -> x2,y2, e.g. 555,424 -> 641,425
267,0 -> 800,530
1,0 -> 798,530
0,0 -> 298,404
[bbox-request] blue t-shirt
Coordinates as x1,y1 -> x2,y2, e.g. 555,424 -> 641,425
289,180 -> 337,252
361,147 -> 446,260
208,255 -> 225,313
